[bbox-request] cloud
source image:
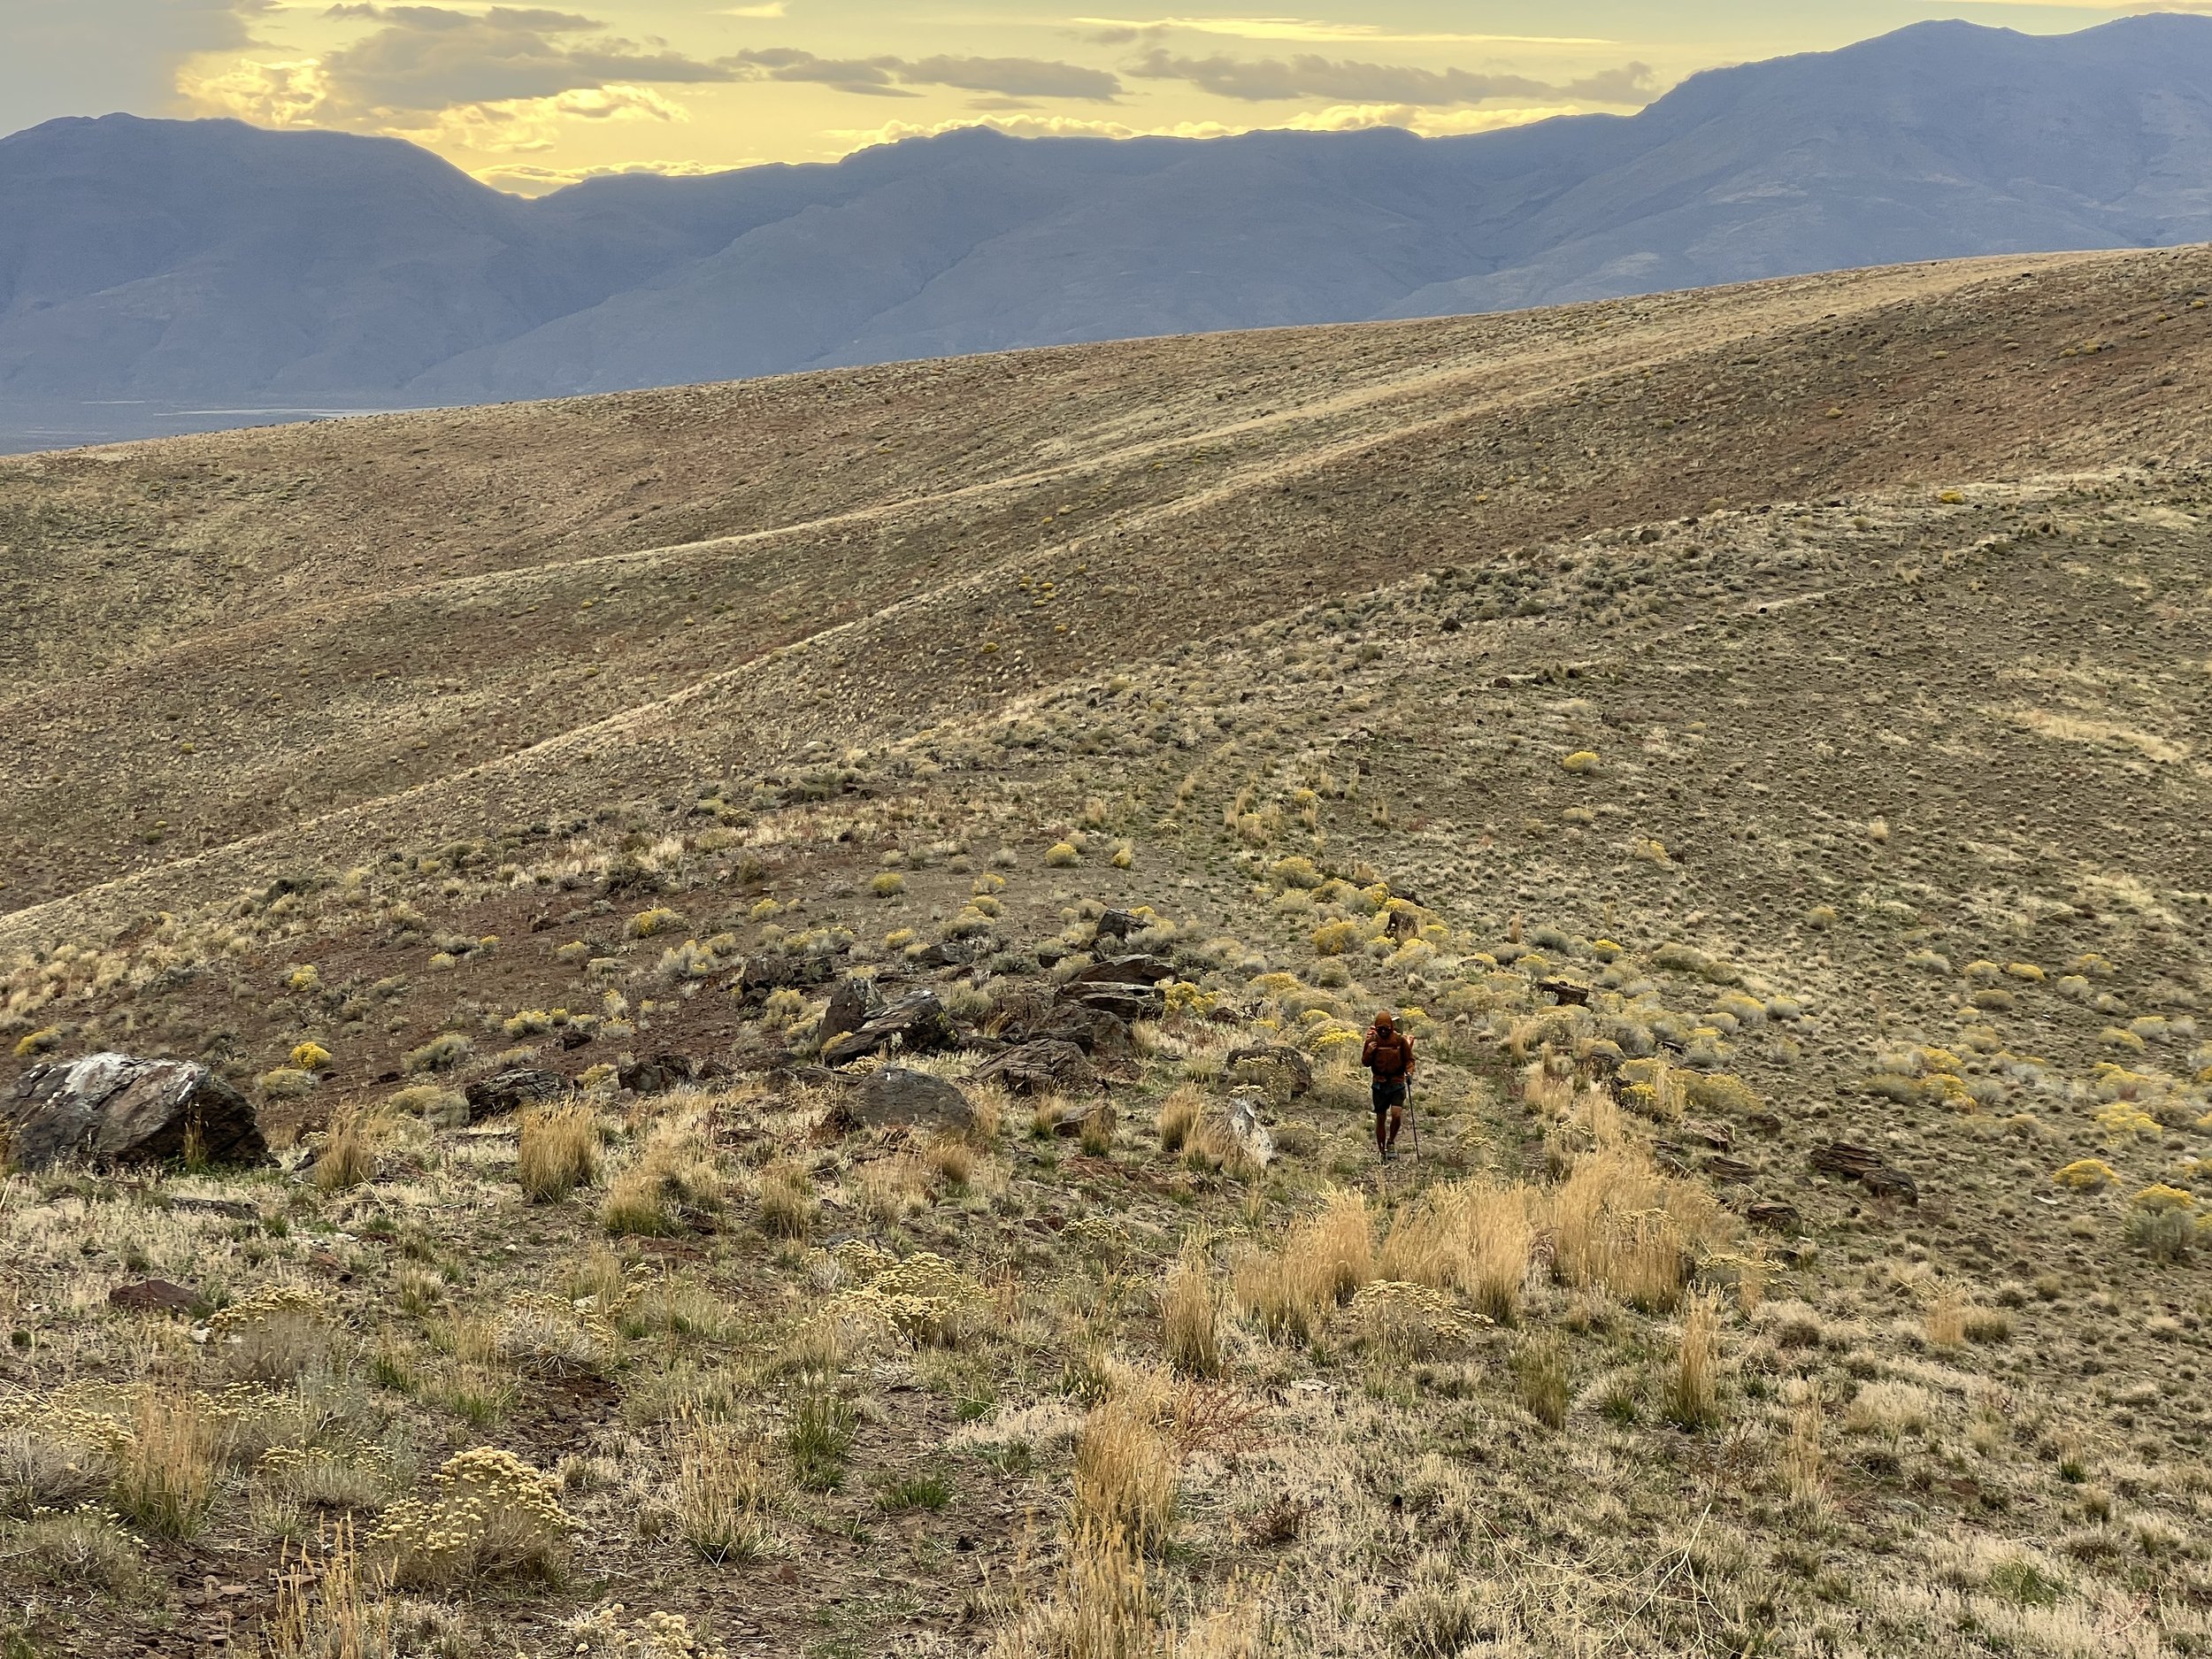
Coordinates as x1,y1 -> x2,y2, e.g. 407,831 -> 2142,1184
310,5 -> 739,113
904,55 -> 1121,100
1125,48 -> 1655,107
731,47 -> 1122,101
1074,16 -> 1615,46
729,47 -> 911,96
721,2 -> 786,14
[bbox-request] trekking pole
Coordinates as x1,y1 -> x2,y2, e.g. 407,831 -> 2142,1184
1407,1082 -> 1422,1163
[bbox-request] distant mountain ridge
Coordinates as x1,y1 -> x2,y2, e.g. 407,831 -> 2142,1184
2,15 -> 2209,432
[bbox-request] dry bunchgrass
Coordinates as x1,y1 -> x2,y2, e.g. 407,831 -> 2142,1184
1156,1086 -> 1204,1153
1513,1332 -> 1570,1429
111,1386 -> 218,1539
1072,1398 -> 1177,1555
1382,1179 -> 1538,1323
1232,1187 -> 1374,1345
516,1103 -> 599,1202
757,1158 -> 818,1240
1160,1248 -> 1223,1380
251,1519 -> 390,1659
1550,1148 -> 1726,1312
1782,1386 -> 1824,1509
1663,1292 -> 1723,1430
601,1110 -> 723,1237
311,1107 -> 374,1194
671,1412 -> 780,1565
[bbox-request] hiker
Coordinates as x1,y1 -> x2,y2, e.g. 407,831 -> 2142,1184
1361,1011 -> 1416,1159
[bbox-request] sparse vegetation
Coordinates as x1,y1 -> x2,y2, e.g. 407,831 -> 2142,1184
4,244 -> 2212,1657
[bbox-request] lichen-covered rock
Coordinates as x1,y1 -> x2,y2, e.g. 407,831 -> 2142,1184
4,1053 -> 268,1171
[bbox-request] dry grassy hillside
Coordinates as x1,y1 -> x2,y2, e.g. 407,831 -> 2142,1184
3,248 -> 2212,1659
4,246 -> 2208,922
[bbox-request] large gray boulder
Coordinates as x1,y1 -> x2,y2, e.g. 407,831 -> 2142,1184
849,1068 -> 975,1133
4,1053 -> 268,1171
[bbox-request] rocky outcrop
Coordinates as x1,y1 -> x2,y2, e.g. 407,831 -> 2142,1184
4,1053 -> 268,1171
1067,955 -> 1176,987
1810,1141 -> 1919,1204
972,1039 -> 1094,1095
822,991 -> 958,1068
819,978 -> 883,1054
463,1068 -> 568,1119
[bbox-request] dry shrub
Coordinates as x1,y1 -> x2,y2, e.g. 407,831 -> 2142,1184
1300,1188 -> 1374,1304
1072,1398 -> 1177,1555
517,1103 -> 600,1202
2,1426 -> 106,1517
1160,1249 -> 1222,1380
369,1448 -> 569,1588
1550,1148 -> 1726,1312
757,1158 -> 818,1240
311,1107 -> 374,1194
111,1386 -> 217,1538
1663,1292 -> 1723,1429
1156,1086 -> 1204,1154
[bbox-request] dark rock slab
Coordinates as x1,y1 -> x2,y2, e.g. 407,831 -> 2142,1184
972,1039 -> 1094,1095
463,1068 -> 568,1119
4,1054 -> 267,1171
822,991 -> 958,1069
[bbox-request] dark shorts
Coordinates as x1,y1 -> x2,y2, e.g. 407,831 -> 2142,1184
1371,1077 -> 1408,1114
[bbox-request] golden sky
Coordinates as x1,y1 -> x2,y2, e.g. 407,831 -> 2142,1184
2,0 -> 2197,192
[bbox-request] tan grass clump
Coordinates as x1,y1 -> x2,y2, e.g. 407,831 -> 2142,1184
1072,1399 -> 1177,1555
1160,1248 -> 1222,1380
1781,1387 -> 1824,1509
111,1387 -> 217,1539
1550,1148 -> 1724,1311
601,1111 -> 723,1238
311,1107 -> 374,1193
671,1413 -> 780,1565
1513,1332 -> 1570,1428
757,1158 -> 818,1239
516,1103 -> 600,1202
1663,1292 -> 1723,1429
1150,1093 -> 1203,1159
1232,1187 -> 1375,1344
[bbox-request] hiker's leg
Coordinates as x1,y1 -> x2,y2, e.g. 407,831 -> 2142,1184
1386,1104 -> 1403,1149
1372,1110 -> 1387,1154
